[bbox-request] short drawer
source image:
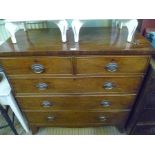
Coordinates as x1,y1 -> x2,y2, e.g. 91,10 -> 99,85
25,111 -> 129,125
17,94 -> 136,111
10,76 -> 143,94
76,56 -> 149,75
0,56 -> 72,75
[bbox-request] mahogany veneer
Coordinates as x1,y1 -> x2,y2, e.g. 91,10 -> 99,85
0,27 -> 153,134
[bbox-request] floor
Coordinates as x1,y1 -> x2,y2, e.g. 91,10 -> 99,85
0,109 -> 124,135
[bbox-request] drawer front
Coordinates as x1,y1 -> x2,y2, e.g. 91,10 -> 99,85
0,56 -> 72,75
17,95 -> 136,111
76,56 -> 149,75
11,76 -> 143,94
25,111 -> 129,125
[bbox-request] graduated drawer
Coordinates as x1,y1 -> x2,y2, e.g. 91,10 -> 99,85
76,56 -> 149,75
10,76 -> 143,94
0,56 -> 72,75
16,94 -> 136,111
25,111 -> 129,125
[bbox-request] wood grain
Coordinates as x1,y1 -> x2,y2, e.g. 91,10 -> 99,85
10,76 -> 143,94
0,56 -> 72,75
16,94 -> 136,111
0,27 -> 152,133
0,28 -> 153,57
76,56 -> 150,75
25,111 -> 130,126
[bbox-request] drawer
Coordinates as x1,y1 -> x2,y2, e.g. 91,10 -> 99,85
17,94 -> 136,111
10,76 -> 143,94
0,56 -> 72,75
25,111 -> 129,125
76,56 -> 149,75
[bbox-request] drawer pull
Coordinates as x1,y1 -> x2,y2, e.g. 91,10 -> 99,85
103,82 -> 115,90
105,62 -> 118,72
42,101 -> 53,108
47,116 -> 55,121
31,64 -> 44,73
36,82 -> 48,90
99,116 -> 107,121
101,100 -> 111,107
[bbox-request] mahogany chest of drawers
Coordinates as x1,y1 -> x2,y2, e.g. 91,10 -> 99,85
0,27 -> 153,134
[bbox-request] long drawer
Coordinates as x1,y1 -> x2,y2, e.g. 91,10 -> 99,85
10,76 -> 143,94
0,56 -> 72,75
76,56 -> 149,75
17,94 -> 136,111
25,111 -> 129,125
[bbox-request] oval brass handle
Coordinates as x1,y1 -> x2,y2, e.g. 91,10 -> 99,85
103,82 -> 115,90
47,116 -> 55,121
105,62 -> 118,72
31,64 -> 44,73
99,116 -> 107,121
36,82 -> 48,90
41,101 -> 53,108
101,100 -> 111,107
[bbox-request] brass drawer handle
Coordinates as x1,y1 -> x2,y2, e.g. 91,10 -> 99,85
47,116 -> 55,121
105,62 -> 118,72
31,64 -> 44,73
99,116 -> 107,121
36,82 -> 48,90
103,82 -> 115,90
41,101 -> 53,108
101,100 -> 111,107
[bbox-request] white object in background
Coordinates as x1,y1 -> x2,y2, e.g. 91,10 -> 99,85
0,71 -> 29,133
71,20 -> 84,42
5,22 -> 19,43
54,20 -> 68,42
113,19 -> 138,42
5,21 -> 27,43
5,20 -> 68,43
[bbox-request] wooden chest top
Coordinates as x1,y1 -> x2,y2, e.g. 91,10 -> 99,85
0,27 -> 153,56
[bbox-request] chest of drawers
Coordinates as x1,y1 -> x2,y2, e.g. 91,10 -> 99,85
0,27 -> 152,134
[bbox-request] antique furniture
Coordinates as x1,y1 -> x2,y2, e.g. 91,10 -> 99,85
126,58 -> 155,134
0,26 -> 153,134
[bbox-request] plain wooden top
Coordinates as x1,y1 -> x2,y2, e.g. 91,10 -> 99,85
0,27 -> 154,57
